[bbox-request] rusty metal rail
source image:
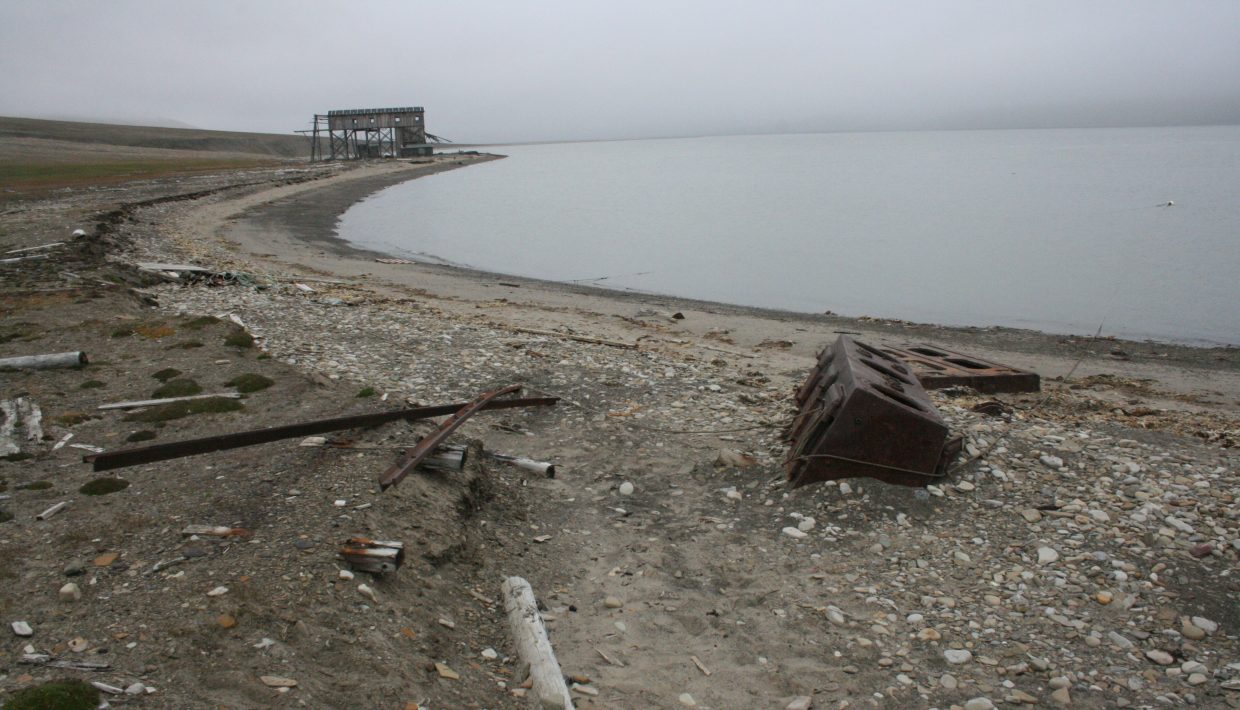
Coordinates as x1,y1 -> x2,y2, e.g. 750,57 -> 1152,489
83,394 -> 557,471
786,335 -> 960,488
881,344 -> 1040,394
379,385 -> 521,491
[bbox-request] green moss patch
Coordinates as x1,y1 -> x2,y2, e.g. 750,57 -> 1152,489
79,379 -> 106,389
2,453 -> 34,463
111,327 -> 135,338
152,378 -> 202,398
165,340 -> 204,349
53,411 -> 92,426
224,330 -> 254,348
152,367 -> 182,382
227,373 -> 274,393
135,324 -> 176,339
182,315 -> 220,330
124,397 -> 243,422
126,430 -> 157,443
0,322 -> 41,344
80,477 -> 130,495
0,509 -> 12,524
3,679 -> 101,710
356,387 -> 377,398
16,480 -> 53,491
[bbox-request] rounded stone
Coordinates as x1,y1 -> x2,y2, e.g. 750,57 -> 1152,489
1145,649 -> 1174,665
59,582 -> 82,602
944,649 -> 972,664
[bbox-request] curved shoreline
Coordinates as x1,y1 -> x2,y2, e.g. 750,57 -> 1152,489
189,159 -> 1238,394
233,156 -> 505,258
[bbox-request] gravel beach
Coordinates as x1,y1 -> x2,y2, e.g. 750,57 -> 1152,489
2,159 -> 1238,709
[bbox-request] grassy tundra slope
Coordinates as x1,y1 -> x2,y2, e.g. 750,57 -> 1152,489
0,116 -> 310,198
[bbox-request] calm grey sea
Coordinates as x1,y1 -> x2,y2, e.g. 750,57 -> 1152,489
337,127 -> 1240,346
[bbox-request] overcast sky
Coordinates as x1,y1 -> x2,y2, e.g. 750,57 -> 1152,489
2,1 -> 1238,143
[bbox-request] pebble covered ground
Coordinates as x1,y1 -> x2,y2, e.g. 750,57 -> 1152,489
123,188 -> 1240,709
3,166 -> 1236,709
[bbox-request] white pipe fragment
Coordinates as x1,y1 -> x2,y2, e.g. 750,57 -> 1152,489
0,352 -> 88,370
502,576 -> 574,710
36,501 -> 69,520
489,453 -> 557,478
97,392 -> 242,410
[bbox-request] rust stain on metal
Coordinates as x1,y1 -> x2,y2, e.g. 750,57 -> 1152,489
378,385 -> 522,491
786,335 -> 961,488
880,344 -> 1040,394
340,537 -> 405,573
83,395 -> 557,471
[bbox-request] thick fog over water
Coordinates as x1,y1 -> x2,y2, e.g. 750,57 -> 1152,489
2,1 -> 1239,142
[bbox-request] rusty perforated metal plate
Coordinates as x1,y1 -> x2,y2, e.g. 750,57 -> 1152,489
880,344 -> 1040,394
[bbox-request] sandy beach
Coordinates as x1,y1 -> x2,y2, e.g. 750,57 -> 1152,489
3,158 -> 1239,709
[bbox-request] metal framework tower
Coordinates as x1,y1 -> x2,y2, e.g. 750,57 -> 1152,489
306,106 -> 431,161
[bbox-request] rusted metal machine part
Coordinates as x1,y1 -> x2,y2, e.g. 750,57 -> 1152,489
83,395 -> 558,471
339,538 -> 405,573
419,446 -> 468,472
881,344 -> 1040,394
786,335 -> 961,488
378,385 -> 523,491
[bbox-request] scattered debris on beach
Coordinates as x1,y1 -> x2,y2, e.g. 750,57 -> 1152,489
1,161 -> 1236,709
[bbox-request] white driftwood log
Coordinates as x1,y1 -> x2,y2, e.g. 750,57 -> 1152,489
0,254 -> 49,264
502,576 -> 574,710
511,326 -> 635,350
36,501 -> 69,520
0,400 -> 19,455
0,351 -> 88,370
17,398 -> 42,443
4,241 -> 64,255
97,392 -> 242,410
0,398 -> 42,454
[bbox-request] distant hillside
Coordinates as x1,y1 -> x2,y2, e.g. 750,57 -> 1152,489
0,116 -> 309,158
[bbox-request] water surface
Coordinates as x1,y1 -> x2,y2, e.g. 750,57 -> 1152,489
338,127 -> 1240,345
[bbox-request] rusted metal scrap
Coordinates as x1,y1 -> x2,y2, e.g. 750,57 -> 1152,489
379,385 -> 522,490
340,538 -> 405,573
419,445 -> 468,472
880,344 -> 1040,394
82,394 -> 557,471
428,443 -> 557,477
786,335 -> 961,488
